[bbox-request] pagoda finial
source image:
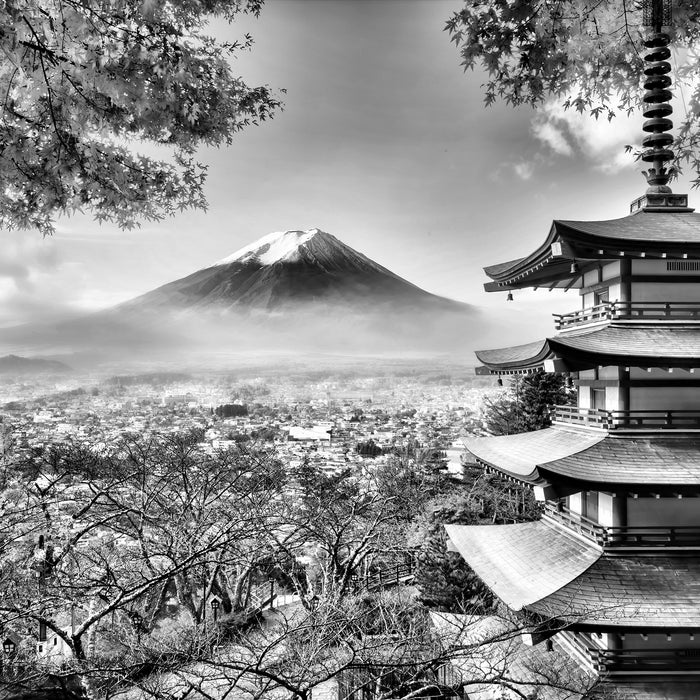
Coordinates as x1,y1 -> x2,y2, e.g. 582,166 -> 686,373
630,0 -> 692,213
641,30 -> 674,194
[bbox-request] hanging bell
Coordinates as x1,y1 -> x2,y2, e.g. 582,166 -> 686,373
497,377 -> 503,386
570,262 -> 579,274
506,291 -> 514,302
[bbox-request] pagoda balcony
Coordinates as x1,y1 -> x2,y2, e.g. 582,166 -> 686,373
589,648 -> 700,674
552,405 -> 700,431
543,503 -> 700,550
543,502 -> 605,543
553,301 -> 700,330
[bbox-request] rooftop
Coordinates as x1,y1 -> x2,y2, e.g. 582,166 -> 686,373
483,211 -> 700,292
445,520 -> 601,610
465,426 -> 700,488
447,521 -> 700,628
531,555 -> 700,628
476,325 -> 700,373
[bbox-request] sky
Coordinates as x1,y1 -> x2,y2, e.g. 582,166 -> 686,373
1,0 -> 696,345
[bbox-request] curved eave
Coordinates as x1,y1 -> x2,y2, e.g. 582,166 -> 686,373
530,555 -> 700,628
482,224 -> 575,291
475,339 -> 552,372
445,520 -> 601,611
483,212 -> 700,291
477,326 -> 700,374
465,427 -> 606,485
467,427 -> 700,488
549,325 -> 700,369
539,434 -> 700,487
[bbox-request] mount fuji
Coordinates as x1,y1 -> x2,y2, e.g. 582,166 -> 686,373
3,229 -> 480,359
116,228 -> 468,314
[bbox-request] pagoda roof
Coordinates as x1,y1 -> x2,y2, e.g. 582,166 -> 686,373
447,521 -> 700,628
483,211 -> 700,291
602,682 -> 700,700
475,339 -> 551,371
464,427 -> 604,483
430,613 -> 596,700
476,325 -> 700,372
445,520 -> 601,611
531,555 -> 700,628
466,427 -> 700,488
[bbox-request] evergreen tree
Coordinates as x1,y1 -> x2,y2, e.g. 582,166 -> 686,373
482,369 -> 575,436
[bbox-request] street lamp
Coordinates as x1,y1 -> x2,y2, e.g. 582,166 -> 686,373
210,599 -> 220,622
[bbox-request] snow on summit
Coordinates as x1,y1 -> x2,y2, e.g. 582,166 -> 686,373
213,229 -> 324,267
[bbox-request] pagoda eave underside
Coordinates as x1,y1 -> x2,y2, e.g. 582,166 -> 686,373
483,212 -> 700,291
476,326 -> 700,373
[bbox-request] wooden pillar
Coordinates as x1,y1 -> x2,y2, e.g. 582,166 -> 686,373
619,367 -> 630,412
619,258 -> 632,303
612,494 -> 627,528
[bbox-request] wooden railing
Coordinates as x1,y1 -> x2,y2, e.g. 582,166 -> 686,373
601,525 -> 700,548
544,504 -> 700,549
553,303 -> 613,329
554,301 -> 700,330
590,648 -> 700,673
249,580 -> 277,610
552,406 -> 700,430
543,503 -> 605,543
337,662 -> 464,700
359,561 -> 415,592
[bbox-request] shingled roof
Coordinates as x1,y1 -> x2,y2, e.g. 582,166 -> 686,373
476,325 -> 700,373
531,556 -> 700,628
430,613 -> 597,700
465,427 -> 700,487
483,211 -> 700,292
447,521 -> 700,628
445,520 -> 601,611
464,427 -> 604,483
600,682 -> 700,700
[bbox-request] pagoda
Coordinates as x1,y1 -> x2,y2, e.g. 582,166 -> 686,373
446,3 -> 700,698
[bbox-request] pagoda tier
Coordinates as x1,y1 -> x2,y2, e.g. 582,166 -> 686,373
477,326 -> 700,374
449,20 -> 700,691
446,521 -> 700,629
465,427 -> 700,492
484,210 -> 700,292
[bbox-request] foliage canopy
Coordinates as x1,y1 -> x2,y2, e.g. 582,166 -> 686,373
446,1 -> 700,181
0,0 -> 280,234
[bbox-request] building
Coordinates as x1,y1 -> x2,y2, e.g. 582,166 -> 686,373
446,18 -> 700,700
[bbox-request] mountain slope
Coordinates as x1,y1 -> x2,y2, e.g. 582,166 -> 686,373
117,229 -> 466,314
0,354 -> 71,375
1,229 -> 479,359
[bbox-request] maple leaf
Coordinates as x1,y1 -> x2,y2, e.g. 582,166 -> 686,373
0,0 -> 282,234
446,0 -> 700,182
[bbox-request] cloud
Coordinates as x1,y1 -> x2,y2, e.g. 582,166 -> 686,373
513,161 -> 535,181
531,118 -> 574,157
531,99 -> 641,173
0,232 -> 78,327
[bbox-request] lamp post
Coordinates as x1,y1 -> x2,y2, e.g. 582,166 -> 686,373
3,639 -> 15,678
210,599 -> 220,623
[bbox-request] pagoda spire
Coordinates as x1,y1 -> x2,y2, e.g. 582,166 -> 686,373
631,0 -> 692,213
641,31 -> 674,194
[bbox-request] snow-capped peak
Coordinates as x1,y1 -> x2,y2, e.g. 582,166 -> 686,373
213,229 -> 326,267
